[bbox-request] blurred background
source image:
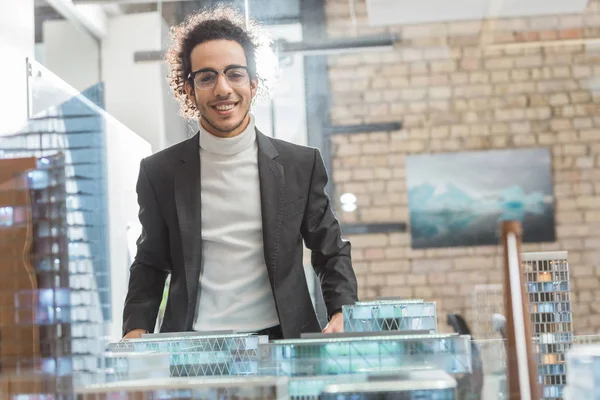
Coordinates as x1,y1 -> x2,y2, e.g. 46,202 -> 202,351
0,0 -> 599,347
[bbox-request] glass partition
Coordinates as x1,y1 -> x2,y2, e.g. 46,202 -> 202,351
0,59 -> 151,398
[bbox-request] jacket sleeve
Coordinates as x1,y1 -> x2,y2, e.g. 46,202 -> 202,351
122,159 -> 171,336
300,148 -> 359,318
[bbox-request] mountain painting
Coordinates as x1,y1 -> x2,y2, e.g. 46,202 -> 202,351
406,148 -> 556,249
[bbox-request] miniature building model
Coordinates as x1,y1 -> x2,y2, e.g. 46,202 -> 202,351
75,376 -> 290,400
0,154 -> 107,397
0,157 -> 76,396
320,370 -> 457,400
111,332 -> 268,377
0,158 -> 44,394
471,284 -> 504,340
343,299 -> 437,333
522,251 -> 573,400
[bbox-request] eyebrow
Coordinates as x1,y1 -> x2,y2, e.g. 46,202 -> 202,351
192,64 -> 248,74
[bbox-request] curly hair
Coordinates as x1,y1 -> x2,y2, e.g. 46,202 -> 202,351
165,5 -> 273,120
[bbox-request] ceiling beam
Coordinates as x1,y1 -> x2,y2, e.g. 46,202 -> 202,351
46,0 -> 107,40
132,35 -> 396,62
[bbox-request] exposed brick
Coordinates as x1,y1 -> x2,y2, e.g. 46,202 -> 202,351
336,143 -> 361,156
352,168 -> 375,181
410,259 -> 453,274
461,58 -> 481,71
333,169 -> 353,182
575,157 -> 595,169
467,271 -> 489,283
407,274 -> 427,285
492,136 -> 509,147
585,211 -> 600,222
551,119 -> 572,131
429,86 -> 452,99
348,234 -> 389,248
549,94 -> 570,106
515,55 -> 543,68
563,144 -> 588,156
490,71 -> 510,83
571,91 -> 592,104
574,277 -> 600,290
452,256 -> 495,270
386,274 -> 406,285
364,248 -> 386,260
384,247 -> 405,259
579,129 -> 599,141
513,135 -> 536,146
379,286 -> 414,299
427,273 -> 447,285
358,288 -> 377,300
573,65 -> 593,78
584,238 -> 600,249
557,224 -> 590,237
370,261 -> 409,274
327,5 -> 600,333
366,274 -> 386,287
389,233 -> 410,246
573,264 -> 596,277
430,60 -> 457,73
361,208 -> 394,221
557,211 -> 584,224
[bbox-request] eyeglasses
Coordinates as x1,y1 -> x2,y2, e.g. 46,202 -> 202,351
188,66 -> 250,90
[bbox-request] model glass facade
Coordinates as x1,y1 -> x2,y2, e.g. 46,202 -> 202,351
522,251 -> 573,400
110,333 -> 268,377
320,370 -> 457,400
259,334 -> 472,376
74,376 -> 290,400
343,299 -> 438,333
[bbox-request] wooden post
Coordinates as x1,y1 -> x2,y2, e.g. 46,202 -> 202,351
501,221 -> 540,400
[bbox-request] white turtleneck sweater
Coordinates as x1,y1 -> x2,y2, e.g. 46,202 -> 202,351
193,115 -> 280,332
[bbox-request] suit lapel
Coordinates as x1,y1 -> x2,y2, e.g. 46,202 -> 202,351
256,130 -> 285,284
174,133 -> 202,330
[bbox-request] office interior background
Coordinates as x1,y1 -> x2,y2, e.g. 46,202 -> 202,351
0,0 -> 599,395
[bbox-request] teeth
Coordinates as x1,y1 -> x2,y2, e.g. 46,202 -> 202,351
215,104 -> 234,111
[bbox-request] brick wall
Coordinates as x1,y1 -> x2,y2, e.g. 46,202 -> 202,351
325,0 -> 600,334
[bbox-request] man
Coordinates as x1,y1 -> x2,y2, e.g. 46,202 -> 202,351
122,6 -> 358,340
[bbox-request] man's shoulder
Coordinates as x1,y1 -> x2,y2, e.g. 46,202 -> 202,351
267,136 -> 317,162
143,135 -> 196,169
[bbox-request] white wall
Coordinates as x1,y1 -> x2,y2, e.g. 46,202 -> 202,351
42,19 -> 100,92
160,18 -> 190,146
102,12 -> 167,152
0,0 -> 34,134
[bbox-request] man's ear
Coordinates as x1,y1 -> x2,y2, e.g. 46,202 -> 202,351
184,80 -> 195,104
250,77 -> 258,99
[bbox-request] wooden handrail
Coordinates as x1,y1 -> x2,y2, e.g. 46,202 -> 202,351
501,221 -> 540,400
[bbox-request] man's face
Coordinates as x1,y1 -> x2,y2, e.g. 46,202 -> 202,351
185,39 -> 258,138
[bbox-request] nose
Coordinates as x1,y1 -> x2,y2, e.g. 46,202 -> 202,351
213,73 -> 232,97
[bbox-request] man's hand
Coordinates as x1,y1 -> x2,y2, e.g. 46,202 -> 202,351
322,312 -> 344,334
122,328 -> 147,340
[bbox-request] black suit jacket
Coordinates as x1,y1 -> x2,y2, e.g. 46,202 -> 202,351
122,129 -> 358,338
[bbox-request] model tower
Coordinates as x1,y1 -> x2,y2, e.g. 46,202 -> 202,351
522,251 -> 573,400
